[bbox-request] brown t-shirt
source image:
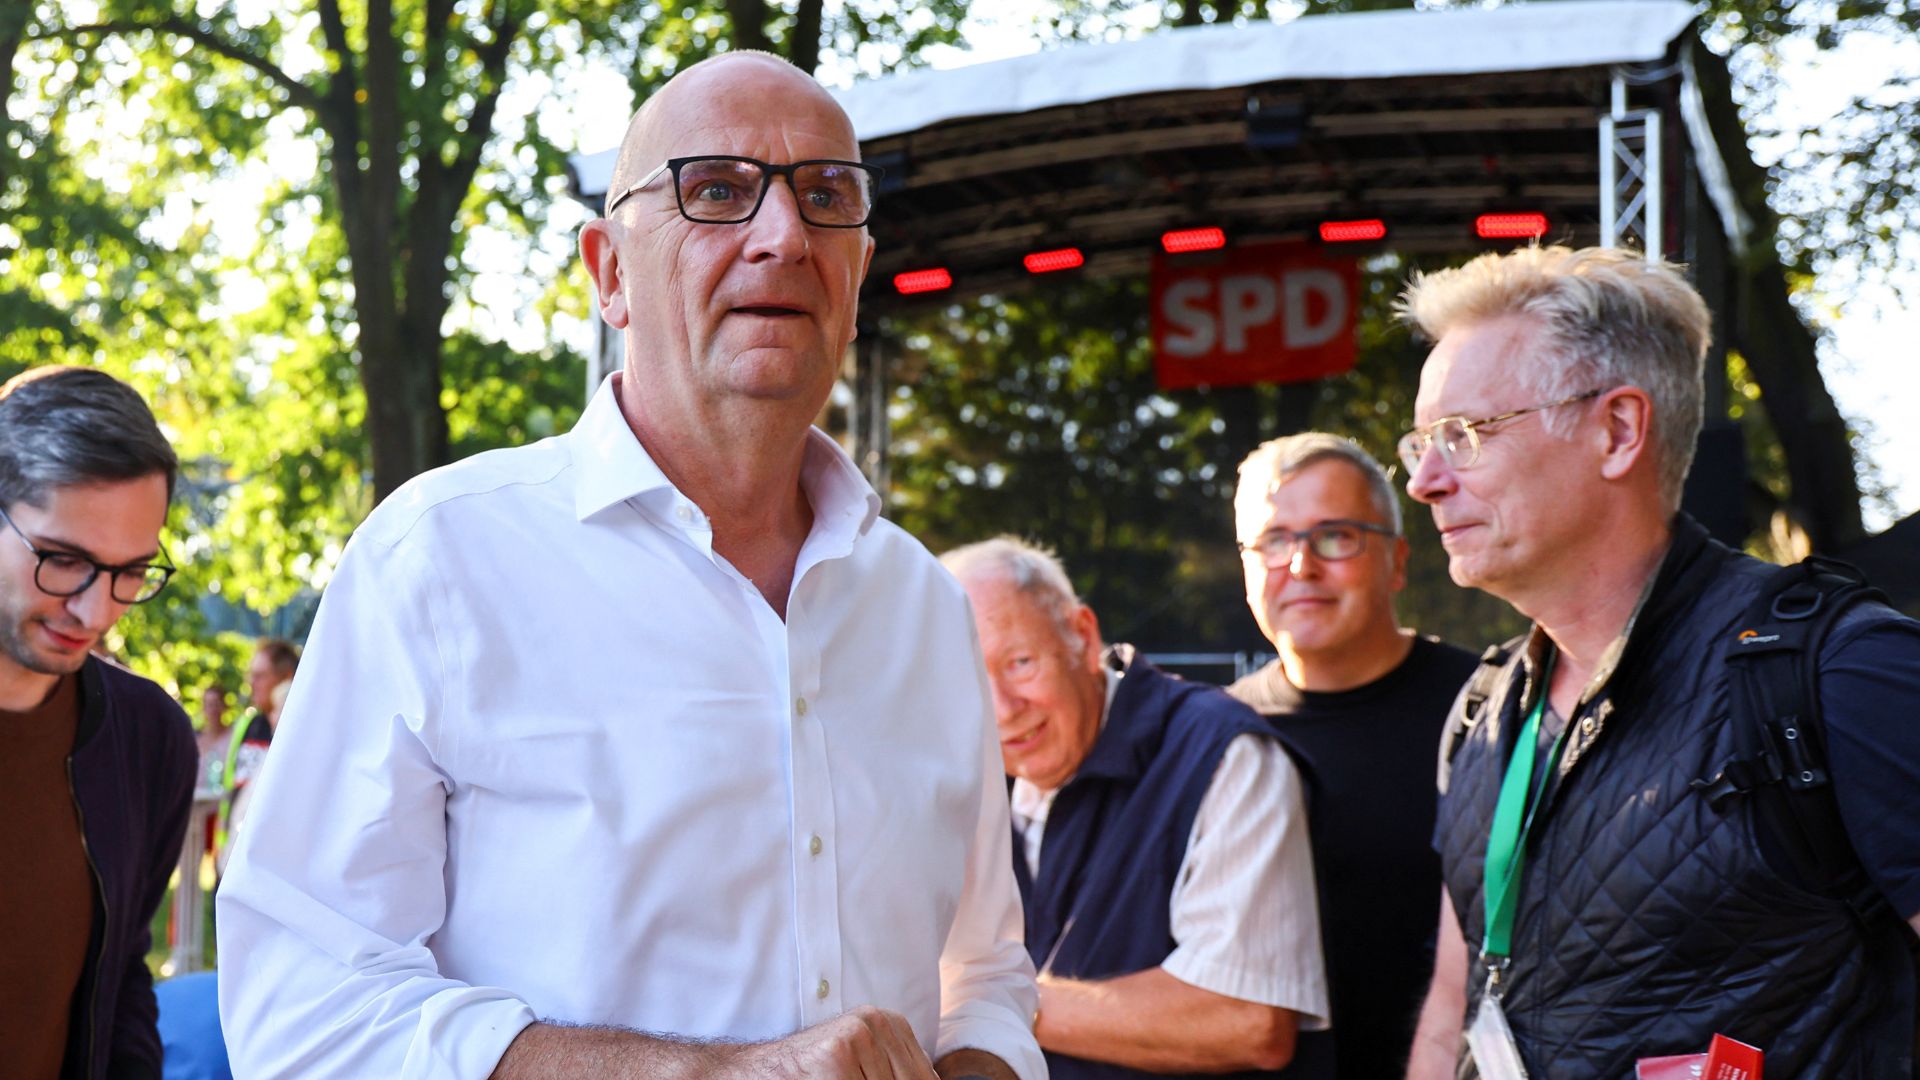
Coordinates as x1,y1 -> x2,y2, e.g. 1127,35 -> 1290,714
0,675 -> 95,1080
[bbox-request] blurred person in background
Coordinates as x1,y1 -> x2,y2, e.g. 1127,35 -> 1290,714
212,637 -> 296,872
0,366 -> 195,1080
194,683 -> 230,787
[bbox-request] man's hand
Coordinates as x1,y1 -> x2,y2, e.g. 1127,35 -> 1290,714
933,1047 -> 1021,1080
493,1007 -> 938,1079
724,1006 -> 938,1080
1406,888 -> 1469,1080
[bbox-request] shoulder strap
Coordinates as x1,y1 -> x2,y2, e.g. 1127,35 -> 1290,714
1438,637 -> 1521,796
1694,556 -> 1886,901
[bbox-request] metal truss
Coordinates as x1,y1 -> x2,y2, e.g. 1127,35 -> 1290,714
1600,72 -> 1664,260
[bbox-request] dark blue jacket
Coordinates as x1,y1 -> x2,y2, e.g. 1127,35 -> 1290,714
1014,647 -> 1318,1080
63,656 -> 197,1080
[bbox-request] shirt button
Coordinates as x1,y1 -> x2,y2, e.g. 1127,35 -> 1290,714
816,978 -> 830,999
674,505 -> 692,523
809,834 -> 823,856
796,697 -> 809,717
1580,716 -> 1595,735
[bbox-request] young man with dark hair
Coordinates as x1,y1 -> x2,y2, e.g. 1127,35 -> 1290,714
0,366 -> 197,1079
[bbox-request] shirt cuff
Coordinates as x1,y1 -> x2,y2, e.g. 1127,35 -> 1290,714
405,988 -> 539,1080
1161,949 -> 1331,1031
936,1010 -> 1047,1080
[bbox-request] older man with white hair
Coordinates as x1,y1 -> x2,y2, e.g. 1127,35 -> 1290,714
943,536 -> 1329,1080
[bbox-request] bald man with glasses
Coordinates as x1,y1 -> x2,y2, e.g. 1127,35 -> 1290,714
218,52 -> 1040,1080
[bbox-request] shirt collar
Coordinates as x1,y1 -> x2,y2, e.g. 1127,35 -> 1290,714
567,374 -> 883,539
570,375 -> 675,523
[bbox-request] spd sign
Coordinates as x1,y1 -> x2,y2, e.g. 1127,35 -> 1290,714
1150,241 -> 1358,390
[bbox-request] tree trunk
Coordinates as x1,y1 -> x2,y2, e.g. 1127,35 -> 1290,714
790,0 -> 824,73
1689,41 -> 1865,551
0,5 -> 28,189
358,313 -> 449,505
724,0 -> 773,54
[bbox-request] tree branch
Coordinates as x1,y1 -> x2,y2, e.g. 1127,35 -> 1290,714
1,6 -> 30,190
724,0 -> 773,54
437,1 -> 519,225
312,0 -> 364,240
790,0 -> 823,74
50,18 -> 321,113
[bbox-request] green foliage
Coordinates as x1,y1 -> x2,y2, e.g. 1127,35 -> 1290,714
885,258 -> 1526,654
887,277 -> 1251,648
442,330 -> 585,457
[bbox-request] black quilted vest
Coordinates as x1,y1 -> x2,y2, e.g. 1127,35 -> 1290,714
1436,516 -> 1916,1078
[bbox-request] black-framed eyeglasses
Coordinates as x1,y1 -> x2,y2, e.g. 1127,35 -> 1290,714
0,504 -> 174,604
1238,520 -> 1397,567
1396,388 -> 1607,476
604,155 -> 883,228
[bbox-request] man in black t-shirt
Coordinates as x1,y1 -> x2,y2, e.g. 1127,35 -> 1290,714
1226,433 -> 1477,1080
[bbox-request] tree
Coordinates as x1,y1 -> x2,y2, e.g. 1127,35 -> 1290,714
26,0 -> 973,504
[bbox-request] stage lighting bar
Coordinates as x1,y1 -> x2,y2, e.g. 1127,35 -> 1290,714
1161,227 -> 1227,253
1023,247 -> 1086,274
892,267 -> 953,295
1475,212 -> 1550,240
1318,218 -> 1388,243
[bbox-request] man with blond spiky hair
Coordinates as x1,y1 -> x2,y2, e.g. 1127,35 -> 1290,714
1398,246 -> 1920,1078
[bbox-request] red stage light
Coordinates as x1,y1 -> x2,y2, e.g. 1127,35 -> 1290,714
892,268 -> 953,295
1318,218 -> 1388,243
1023,248 -> 1085,274
1161,227 -> 1227,253
1475,212 -> 1549,240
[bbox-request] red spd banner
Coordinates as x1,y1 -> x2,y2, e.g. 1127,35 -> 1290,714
1151,241 -> 1358,390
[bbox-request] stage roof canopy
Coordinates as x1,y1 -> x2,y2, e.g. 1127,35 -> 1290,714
570,0 -> 1729,314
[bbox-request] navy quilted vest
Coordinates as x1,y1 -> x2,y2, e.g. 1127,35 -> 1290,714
1437,516 -> 1916,1078
1014,647 -> 1312,1080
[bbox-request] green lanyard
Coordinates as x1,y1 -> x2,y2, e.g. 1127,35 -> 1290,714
1481,656 -> 1563,962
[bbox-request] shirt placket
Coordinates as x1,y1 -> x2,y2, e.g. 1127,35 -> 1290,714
783,590 -> 843,1024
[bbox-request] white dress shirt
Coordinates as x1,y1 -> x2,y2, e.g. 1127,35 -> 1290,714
216,377 -> 1043,1079
1010,668 -> 1329,1027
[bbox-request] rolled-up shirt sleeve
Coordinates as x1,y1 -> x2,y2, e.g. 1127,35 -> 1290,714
1164,733 -> 1330,1028
935,630 -> 1046,1079
216,530 -> 536,1079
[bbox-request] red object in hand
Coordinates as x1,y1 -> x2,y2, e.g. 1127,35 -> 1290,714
1636,1035 -> 1763,1080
